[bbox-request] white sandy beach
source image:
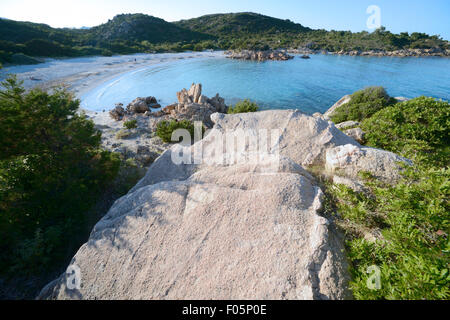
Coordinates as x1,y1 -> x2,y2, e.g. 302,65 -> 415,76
0,51 -> 224,102
0,51 -> 227,163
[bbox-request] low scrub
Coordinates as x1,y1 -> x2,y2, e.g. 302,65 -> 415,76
326,166 -> 449,300
331,86 -> 396,123
156,120 -> 196,143
323,96 -> 450,300
123,119 -> 137,129
361,96 -> 449,167
227,99 -> 259,114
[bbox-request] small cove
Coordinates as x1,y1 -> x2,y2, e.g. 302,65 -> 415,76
2,52 -> 449,114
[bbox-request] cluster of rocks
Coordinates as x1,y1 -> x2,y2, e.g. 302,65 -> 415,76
109,96 -> 161,121
335,47 -> 450,57
92,84 -> 228,168
109,83 -> 227,128
98,96 -> 166,167
225,50 -> 294,62
158,83 -> 228,128
90,111 -> 170,168
289,46 -> 450,57
337,125 -> 365,144
312,95 -> 367,143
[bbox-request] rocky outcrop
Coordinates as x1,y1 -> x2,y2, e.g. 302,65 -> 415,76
325,144 -> 411,183
289,47 -> 450,57
176,88 -> 192,104
207,94 -> 228,113
226,50 -> 294,62
344,127 -> 365,144
39,110 -> 411,300
394,96 -> 410,102
109,83 -> 227,127
109,104 -> 126,121
39,159 -> 349,300
109,96 -> 161,120
335,120 -> 359,130
187,83 -> 202,103
344,47 -> 450,57
126,96 -> 160,113
96,84 -> 229,168
92,109 -> 170,168
323,95 -> 351,120
162,83 -> 228,127
131,110 -> 359,191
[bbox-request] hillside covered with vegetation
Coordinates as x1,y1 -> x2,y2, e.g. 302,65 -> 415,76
176,13 -> 449,52
176,12 -> 310,35
0,12 -> 448,64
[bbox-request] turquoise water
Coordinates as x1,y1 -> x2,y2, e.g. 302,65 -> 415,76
3,53 -> 448,114
81,54 -> 450,114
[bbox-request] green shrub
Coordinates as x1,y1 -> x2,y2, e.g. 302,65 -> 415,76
331,86 -> 396,123
361,97 -> 450,167
227,99 -> 259,114
156,120 -> 196,143
327,166 -> 450,300
323,95 -> 450,300
0,76 -> 120,277
123,119 -> 137,129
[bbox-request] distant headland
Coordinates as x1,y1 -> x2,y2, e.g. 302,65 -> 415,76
1,12 -> 448,66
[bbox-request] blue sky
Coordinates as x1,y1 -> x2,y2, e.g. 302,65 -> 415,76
1,0 -> 449,39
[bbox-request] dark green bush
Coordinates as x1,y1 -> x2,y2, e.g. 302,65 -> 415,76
156,120 -> 196,143
227,99 -> 259,114
361,97 -> 450,167
123,119 -> 137,129
324,95 -> 450,300
0,76 -> 120,277
331,86 -> 396,123
327,166 -> 450,300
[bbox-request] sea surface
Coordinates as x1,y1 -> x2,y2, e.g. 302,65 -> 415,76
2,52 -> 449,114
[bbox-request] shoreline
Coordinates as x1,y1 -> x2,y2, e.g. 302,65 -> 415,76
2,48 -> 447,102
0,51 -> 225,105
288,47 -> 450,58
2,49 -> 449,119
